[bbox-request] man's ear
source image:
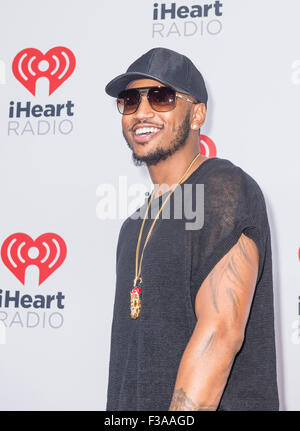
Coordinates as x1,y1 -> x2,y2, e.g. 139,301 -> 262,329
190,103 -> 206,131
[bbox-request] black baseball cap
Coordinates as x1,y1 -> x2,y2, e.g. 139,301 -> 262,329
105,47 -> 208,106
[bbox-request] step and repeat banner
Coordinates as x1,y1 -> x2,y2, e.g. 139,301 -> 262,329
0,0 -> 299,410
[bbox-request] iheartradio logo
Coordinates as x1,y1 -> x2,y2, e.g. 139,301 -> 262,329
199,134 -> 217,157
12,47 -> 76,96
1,233 -> 67,286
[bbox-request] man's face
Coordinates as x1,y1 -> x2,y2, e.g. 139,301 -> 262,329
121,78 -> 195,166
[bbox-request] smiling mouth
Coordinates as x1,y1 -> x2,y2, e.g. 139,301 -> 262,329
132,126 -> 163,143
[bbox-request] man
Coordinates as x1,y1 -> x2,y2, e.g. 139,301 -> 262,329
104,47 -> 279,411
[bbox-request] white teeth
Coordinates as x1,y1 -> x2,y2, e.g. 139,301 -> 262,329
135,127 -> 160,136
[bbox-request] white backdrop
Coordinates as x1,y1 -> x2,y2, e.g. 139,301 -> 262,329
0,0 -> 299,410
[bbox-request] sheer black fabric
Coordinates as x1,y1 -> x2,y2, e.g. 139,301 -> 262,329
190,161 -> 269,313
106,157 -> 279,411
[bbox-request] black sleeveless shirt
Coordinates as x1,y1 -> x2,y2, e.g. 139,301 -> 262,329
106,156 -> 279,411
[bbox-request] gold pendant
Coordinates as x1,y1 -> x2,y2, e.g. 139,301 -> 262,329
130,282 -> 142,319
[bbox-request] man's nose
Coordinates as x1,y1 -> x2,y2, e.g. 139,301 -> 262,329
134,95 -> 155,119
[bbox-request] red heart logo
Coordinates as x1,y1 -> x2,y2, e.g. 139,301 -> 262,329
12,46 -> 76,95
199,134 -> 217,157
1,233 -> 67,286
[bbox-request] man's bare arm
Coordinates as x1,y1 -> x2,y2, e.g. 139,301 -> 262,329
169,233 -> 259,411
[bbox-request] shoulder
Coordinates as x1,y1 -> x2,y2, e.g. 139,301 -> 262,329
115,215 -> 135,261
195,157 -> 269,232
201,157 -> 266,207
201,157 -> 259,186
117,200 -> 146,241
118,215 -> 134,241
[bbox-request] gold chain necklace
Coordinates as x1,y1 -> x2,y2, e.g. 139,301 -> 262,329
130,152 -> 201,319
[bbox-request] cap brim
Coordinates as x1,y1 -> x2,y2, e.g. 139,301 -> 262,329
105,72 -> 190,97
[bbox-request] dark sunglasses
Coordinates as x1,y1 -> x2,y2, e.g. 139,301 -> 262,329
117,85 -> 198,115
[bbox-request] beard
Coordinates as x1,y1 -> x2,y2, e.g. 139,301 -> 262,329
122,110 -> 191,167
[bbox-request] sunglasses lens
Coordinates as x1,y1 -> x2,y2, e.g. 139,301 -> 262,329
117,89 -> 140,115
148,87 -> 176,111
116,86 -> 176,114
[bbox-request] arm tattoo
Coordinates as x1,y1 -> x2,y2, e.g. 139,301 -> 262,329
226,287 -> 240,321
238,234 -> 255,267
225,256 -> 245,286
209,271 -> 219,313
196,330 -> 216,357
207,234 -> 255,315
169,388 -> 218,411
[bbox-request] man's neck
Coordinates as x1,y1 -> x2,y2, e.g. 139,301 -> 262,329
147,149 -> 208,199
